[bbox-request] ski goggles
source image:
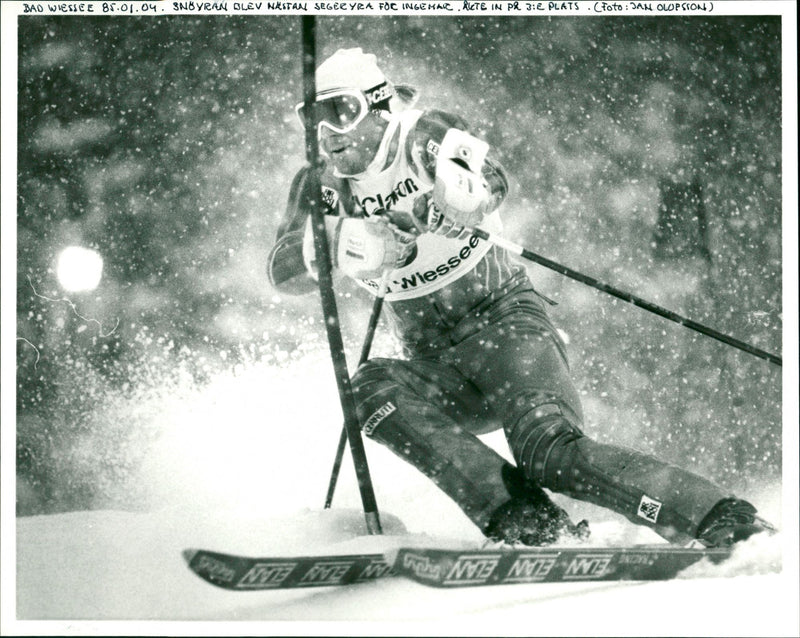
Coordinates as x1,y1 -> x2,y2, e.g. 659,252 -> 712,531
295,84 -> 392,135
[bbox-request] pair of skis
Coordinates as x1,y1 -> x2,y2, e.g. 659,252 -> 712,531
184,543 -> 732,590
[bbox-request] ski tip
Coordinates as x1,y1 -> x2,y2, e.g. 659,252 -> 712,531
182,549 -> 198,564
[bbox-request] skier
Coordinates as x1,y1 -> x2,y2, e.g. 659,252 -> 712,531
267,48 -> 773,548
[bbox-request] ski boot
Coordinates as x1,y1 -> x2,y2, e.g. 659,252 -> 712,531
695,498 -> 776,548
484,464 -> 590,546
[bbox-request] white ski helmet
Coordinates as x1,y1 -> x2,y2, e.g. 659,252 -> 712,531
317,48 -> 386,92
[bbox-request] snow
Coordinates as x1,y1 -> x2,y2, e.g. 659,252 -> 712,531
8,505 -> 797,636
5,352 -> 799,636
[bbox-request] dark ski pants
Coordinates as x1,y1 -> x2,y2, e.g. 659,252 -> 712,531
352,290 -> 730,544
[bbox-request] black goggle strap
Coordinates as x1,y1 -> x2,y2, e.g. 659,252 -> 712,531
362,81 -> 393,109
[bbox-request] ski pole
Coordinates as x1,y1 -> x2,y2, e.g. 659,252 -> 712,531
301,15 -> 382,534
324,270 -> 391,509
470,226 -> 781,367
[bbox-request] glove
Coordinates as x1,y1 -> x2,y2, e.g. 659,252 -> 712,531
302,215 -> 415,279
428,128 -> 492,239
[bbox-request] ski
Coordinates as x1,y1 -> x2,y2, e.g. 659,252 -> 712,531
184,544 -> 732,590
393,545 -> 731,587
183,549 -> 393,590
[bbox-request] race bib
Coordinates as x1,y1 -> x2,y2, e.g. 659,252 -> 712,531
356,210 -> 502,301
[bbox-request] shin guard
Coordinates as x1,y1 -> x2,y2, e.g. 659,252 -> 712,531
508,411 -> 730,544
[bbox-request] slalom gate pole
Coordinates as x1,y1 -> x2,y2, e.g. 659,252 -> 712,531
470,227 -> 782,367
324,271 -> 390,509
301,16 -> 382,534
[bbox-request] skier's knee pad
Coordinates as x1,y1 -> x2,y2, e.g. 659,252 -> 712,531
351,358 -> 394,396
351,359 -> 405,438
506,404 -> 584,490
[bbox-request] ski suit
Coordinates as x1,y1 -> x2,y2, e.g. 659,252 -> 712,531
268,107 -> 732,545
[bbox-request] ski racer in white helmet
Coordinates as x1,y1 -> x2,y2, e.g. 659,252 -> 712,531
268,48 -> 773,547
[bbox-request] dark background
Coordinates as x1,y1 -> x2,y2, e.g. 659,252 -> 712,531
15,15 -> 782,515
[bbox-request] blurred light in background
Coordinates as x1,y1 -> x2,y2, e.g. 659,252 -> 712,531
56,246 -> 104,292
